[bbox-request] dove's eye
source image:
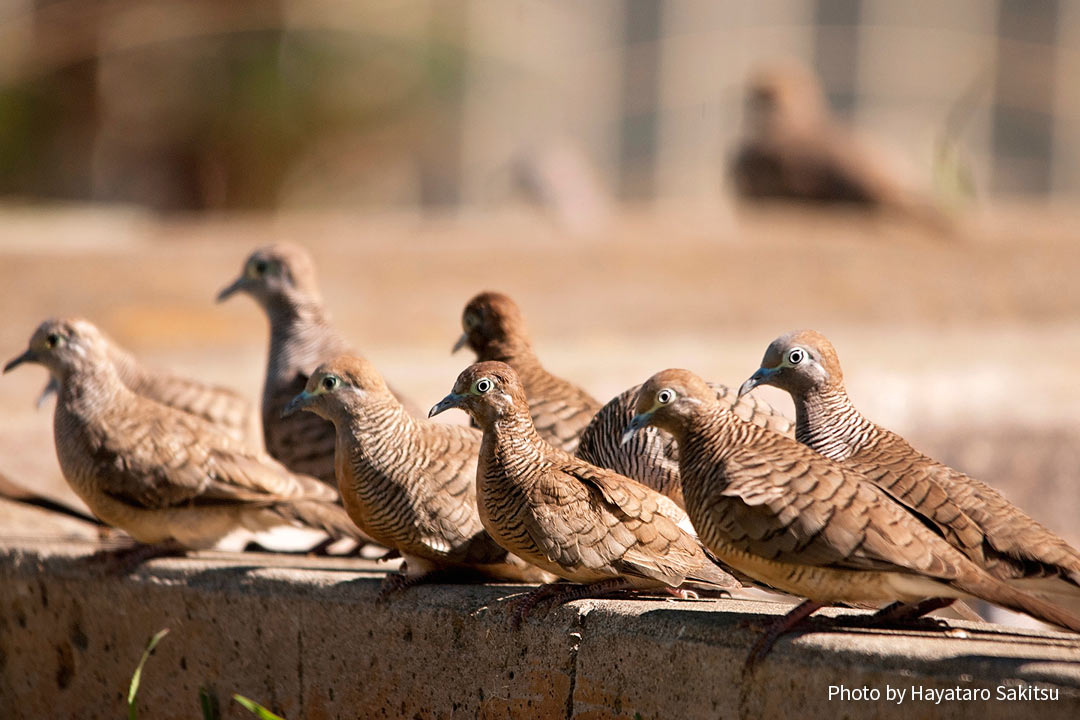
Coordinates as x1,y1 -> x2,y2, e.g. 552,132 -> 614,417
322,376 -> 338,391
787,348 -> 806,365
475,378 -> 493,394
45,333 -> 60,349
657,389 -> 675,404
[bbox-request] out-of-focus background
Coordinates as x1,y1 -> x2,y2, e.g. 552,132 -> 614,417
0,0 -> 1077,608
2,0 -> 1079,209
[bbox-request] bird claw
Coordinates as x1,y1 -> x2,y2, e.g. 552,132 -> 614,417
864,598 -> 955,629
376,573 -> 414,604
85,542 -> 185,575
506,585 -> 564,629
666,587 -> 699,600
744,635 -> 776,671
742,599 -> 823,672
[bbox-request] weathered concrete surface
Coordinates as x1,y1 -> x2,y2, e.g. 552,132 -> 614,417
1,529 -> 1079,719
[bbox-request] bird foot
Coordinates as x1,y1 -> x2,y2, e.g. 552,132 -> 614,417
862,598 -> 955,629
376,570 -> 437,604
744,599 -> 824,671
683,587 -> 732,600
86,541 -> 186,574
507,584 -> 565,629
507,578 -> 637,629
666,587 -> 699,600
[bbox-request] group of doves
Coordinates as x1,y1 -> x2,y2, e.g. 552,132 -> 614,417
5,243 -> 1079,665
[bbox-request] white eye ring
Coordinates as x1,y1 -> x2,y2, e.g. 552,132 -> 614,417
657,388 -> 675,404
787,348 -> 806,365
475,377 -> 493,394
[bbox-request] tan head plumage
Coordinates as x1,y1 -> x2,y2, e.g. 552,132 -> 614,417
217,242 -> 322,306
284,354 -> 393,422
625,368 -> 718,442
429,360 -> 530,428
745,61 -> 828,135
457,291 -> 532,358
309,355 -> 389,396
4,317 -> 113,380
740,329 -> 844,398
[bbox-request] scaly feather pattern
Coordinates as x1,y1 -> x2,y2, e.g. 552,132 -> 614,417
291,355 -> 550,583
6,318 -> 359,549
744,330 -> 1080,609
578,381 -> 793,507
218,244 -> 419,485
634,368 -> 1080,632
456,292 -> 600,453
433,362 -> 739,592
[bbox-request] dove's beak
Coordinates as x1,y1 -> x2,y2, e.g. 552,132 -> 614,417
451,333 -> 469,354
3,348 -> 35,374
216,276 -> 247,303
621,411 -> 654,446
429,392 -> 466,418
282,390 -> 316,418
738,366 -> 776,397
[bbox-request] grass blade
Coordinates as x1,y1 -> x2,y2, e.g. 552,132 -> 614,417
199,687 -> 220,720
127,628 -> 169,720
233,694 -> 287,720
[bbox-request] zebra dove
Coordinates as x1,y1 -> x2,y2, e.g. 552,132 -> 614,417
3,318 -> 361,552
218,243 -> 418,485
37,325 -> 258,447
429,361 -> 739,620
739,330 -> 1080,614
730,62 -> 945,227
578,381 -> 793,508
627,369 -> 1080,662
282,354 -> 554,595
454,291 -> 601,453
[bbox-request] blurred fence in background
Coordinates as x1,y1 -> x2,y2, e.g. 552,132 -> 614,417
0,0 -> 1073,212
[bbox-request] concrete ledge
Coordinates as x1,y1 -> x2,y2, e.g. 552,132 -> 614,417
2,513 -> 1080,718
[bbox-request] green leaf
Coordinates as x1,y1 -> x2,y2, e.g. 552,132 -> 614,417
233,694 -> 288,720
127,628 -> 170,720
199,687 -> 220,720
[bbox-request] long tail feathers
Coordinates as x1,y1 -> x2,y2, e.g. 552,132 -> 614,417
688,554 -> 742,590
960,575 -> 1080,633
1008,575 -> 1080,619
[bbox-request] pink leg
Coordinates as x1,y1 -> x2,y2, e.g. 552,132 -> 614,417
870,597 -> 956,626
746,599 -> 824,669
376,571 -> 436,603
87,541 -> 186,574
666,587 -> 700,600
509,578 -> 636,629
